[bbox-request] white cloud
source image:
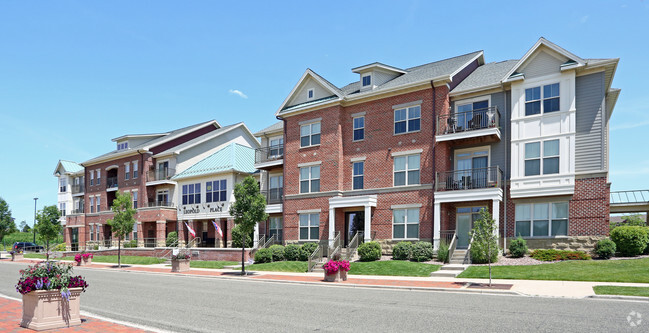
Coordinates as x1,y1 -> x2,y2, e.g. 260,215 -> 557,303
228,89 -> 248,99
580,15 -> 589,24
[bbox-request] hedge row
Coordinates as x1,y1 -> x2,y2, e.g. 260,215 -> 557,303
254,243 -> 319,263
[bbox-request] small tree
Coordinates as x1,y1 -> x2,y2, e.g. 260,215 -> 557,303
107,192 -> 136,268
20,220 -> 31,233
470,208 -> 499,286
0,197 -> 16,242
229,176 -> 268,275
35,205 -> 62,261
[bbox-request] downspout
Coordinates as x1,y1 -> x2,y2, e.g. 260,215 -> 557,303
430,81 -> 436,249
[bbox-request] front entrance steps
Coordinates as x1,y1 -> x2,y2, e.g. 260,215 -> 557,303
430,249 -> 469,277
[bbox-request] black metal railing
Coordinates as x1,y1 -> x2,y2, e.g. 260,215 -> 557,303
147,168 -> 175,182
145,201 -> 175,208
106,176 -> 118,189
71,184 -> 85,194
255,145 -> 284,164
437,106 -> 500,135
71,208 -> 85,214
261,188 -> 283,204
435,166 -> 503,191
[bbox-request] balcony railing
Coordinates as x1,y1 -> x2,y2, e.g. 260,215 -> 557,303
71,184 -> 85,194
147,168 -> 175,182
255,145 -> 284,164
437,106 -> 500,136
144,201 -> 175,208
71,208 -> 85,214
106,176 -> 118,190
261,188 -> 283,205
435,166 -> 503,191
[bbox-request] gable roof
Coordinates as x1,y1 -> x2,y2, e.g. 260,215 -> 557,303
153,122 -> 260,158
275,69 -> 344,115
351,62 -> 407,74
82,119 -> 221,166
276,51 -> 483,117
502,37 -> 586,82
450,60 -> 519,95
172,143 -> 256,180
253,121 -> 283,137
53,160 -> 84,176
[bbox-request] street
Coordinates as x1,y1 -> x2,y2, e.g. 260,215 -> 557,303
0,262 -> 646,332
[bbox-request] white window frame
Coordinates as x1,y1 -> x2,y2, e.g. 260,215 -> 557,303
132,190 -> 138,209
95,195 -> 100,213
353,115 -> 365,141
307,88 -> 314,100
269,136 -> 284,157
59,178 -> 67,193
361,74 -> 372,87
299,165 -> 320,193
133,161 -> 138,178
524,140 -> 560,176
515,202 -> 569,237
89,197 -> 95,213
182,183 -> 201,205
392,208 -> 420,240
206,179 -> 227,203
299,213 -> 320,240
89,170 -> 94,186
525,82 -> 560,116
300,121 -> 321,148
393,154 -> 420,186
352,161 -> 364,190
96,169 -> 101,185
393,105 -> 421,135
124,162 -> 130,180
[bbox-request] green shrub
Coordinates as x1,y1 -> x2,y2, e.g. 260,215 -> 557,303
530,249 -> 591,261
392,241 -> 412,260
166,231 -> 178,247
123,240 -> 138,248
231,224 -> 253,248
610,226 -> 649,257
299,242 -> 319,261
594,239 -> 616,259
52,243 -> 66,252
436,241 -> 450,263
508,237 -> 528,258
357,241 -> 382,262
645,228 -> 649,255
254,248 -> 273,263
269,244 -> 285,261
469,209 -> 500,264
284,244 -> 301,261
410,241 -> 434,262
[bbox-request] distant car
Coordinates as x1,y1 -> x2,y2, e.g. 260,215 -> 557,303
13,242 -> 44,253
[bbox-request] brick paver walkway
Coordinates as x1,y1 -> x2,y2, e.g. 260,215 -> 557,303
0,296 -> 152,333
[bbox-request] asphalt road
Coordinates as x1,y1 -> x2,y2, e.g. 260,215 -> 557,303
0,262 -> 647,332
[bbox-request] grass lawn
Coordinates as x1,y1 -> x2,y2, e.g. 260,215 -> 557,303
593,286 -> 649,297
190,261 -> 239,269
458,258 -> 649,283
349,261 -> 440,277
24,254 -> 165,265
244,261 -> 308,272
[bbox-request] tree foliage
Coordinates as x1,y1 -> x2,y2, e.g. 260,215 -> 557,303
107,192 -> 136,267
470,209 -> 499,264
229,176 -> 268,274
35,205 -> 62,261
19,220 -> 31,233
0,197 -> 17,241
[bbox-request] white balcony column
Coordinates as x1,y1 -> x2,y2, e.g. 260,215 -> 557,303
364,205 -> 372,242
329,207 -> 335,247
492,199 -> 500,238
253,222 -> 260,248
434,202 -> 441,250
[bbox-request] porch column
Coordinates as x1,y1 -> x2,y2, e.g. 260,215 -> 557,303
434,202 -> 441,250
364,205 -> 371,242
329,207 -> 335,247
156,220 -> 166,247
253,222 -> 260,248
136,222 -> 144,248
492,200 -> 500,238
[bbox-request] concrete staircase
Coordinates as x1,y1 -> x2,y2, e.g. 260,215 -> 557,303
430,249 -> 469,278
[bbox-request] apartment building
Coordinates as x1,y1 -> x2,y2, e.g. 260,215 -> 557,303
264,37 -> 618,252
53,160 -> 85,226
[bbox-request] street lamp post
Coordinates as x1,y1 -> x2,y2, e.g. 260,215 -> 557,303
33,198 -> 38,243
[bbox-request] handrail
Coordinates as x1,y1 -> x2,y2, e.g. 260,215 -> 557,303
257,234 -> 266,249
447,233 -> 457,264
260,188 -> 284,205
263,234 -> 276,249
157,238 -> 180,260
344,231 -> 363,261
307,244 -> 323,272
329,231 -> 341,259
465,234 -> 475,264
435,166 -> 503,191
186,237 -> 201,248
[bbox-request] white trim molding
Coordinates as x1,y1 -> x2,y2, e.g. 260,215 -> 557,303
392,100 -> 423,110
297,161 -> 322,168
434,188 -> 503,204
298,117 -> 322,126
350,156 -> 367,162
350,111 -> 366,118
391,148 -> 423,157
297,209 -> 321,214
390,203 -> 423,209
329,195 -> 377,209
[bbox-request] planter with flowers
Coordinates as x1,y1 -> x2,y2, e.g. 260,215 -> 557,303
10,249 -> 24,261
171,252 -> 191,272
74,253 -> 93,266
323,260 -> 351,282
16,261 -> 89,331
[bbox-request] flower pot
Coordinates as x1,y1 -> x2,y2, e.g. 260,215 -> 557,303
11,253 -> 24,261
171,259 -> 190,272
21,288 -> 82,331
324,270 -> 341,282
77,257 -> 92,266
339,270 -> 348,281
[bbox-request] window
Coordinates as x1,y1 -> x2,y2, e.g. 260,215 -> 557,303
132,190 -> 138,209
132,222 -> 138,241
515,202 -> 568,237
353,116 -> 364,141
90,225 -> 94,241
117,142 -> 128,150
299,213 -> 319,240
206,180 -> 227,202
89,197 -> 95,213
96,169 -> 101,185
269,137 -> 283,157
393,208 -> 419,239
394,106 -> 421,134
352,162 -> 364,190
269,217 -> 283,242
300,165 -> 320,193
525,140 -> 559,176
125,163 -> 130,180
90,170 -> 94,186
525,83 -> 560,116
59,203 -> 66,217
269,175 -> 283,202
182,183 -> 201,205
59,178 -> 67,192
133,161 -> 138,178
362,74 -> 371,87
156,190 -> 168,205
307,88 -> 314,100
95,195 -> 100,213
394,154 -> 420,186
300,122 -> 321,147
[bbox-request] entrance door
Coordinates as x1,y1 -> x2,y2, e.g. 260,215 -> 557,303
457,214 -> 472,249
344,211 -> 364,246
71,228 -> 78,251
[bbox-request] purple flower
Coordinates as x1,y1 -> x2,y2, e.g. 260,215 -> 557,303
60,289 -> 71,301
35,279 -> 43,290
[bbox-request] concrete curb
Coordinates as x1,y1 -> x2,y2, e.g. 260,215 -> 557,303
587,295 -> 649,302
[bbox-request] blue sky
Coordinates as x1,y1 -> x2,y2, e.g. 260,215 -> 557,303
1,1 -> 647,225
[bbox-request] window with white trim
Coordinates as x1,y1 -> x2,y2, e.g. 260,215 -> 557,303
352,162 -> 364,190
515,202 -> 568,237
394,105 -> 421,134
299,213 -> 319,240
269,137 -> 283,157
300,122 -> 321,147
307,88 -> 314,100
89,170 -> 94,186
156,190 -> 168,206
394,154 -> 420,186
182,183 -> 201,205
300,165 -> 320,193
269,217 -> 283,242
125,163 -> 130,180
133,161 -> 138,178
89,197 -> 95,213
524,140 -> 559,176
96,169 -> 101,185
90,225 -> 94,241
59,178 -> 67,192
362,74 -> 371,87
353,116 -> 364,141
132,190 -> 138,209
59,203 -> 66,217
393,208 -> 419,239
525,83 -> 560,116
117,142 -> 128,150
95,195 -> 100,213
206,179 -> 227,202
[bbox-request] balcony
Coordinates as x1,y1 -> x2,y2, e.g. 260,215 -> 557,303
261,188 -> 284,205
147,168 -> 175,184
71,184 -> 85,195
143,201 -> 175,208
436,106 -> 501,143
255,145 -> 284,169
106,177 -> 118,191
435,166 -> 503,192
71,208 -> 85,215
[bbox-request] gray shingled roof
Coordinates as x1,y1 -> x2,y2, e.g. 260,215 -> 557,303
450,60 -> 519,94
253,121 -> 283,137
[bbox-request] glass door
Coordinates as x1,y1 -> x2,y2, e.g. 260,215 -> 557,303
457,214 -> 472,248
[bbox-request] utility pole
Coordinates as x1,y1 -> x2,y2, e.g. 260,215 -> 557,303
33,198 -> 38,243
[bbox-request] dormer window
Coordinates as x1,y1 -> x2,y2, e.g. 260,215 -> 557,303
117,142 -> 128,150
307,88 -> 314,100
362,75 -> 372,87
